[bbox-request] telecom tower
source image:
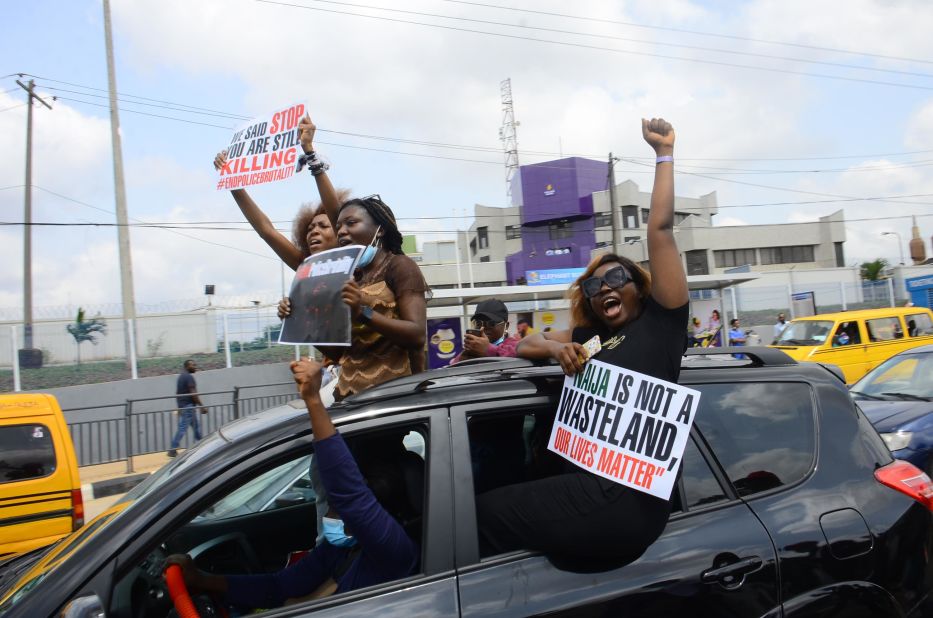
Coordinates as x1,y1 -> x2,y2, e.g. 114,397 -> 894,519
498,78 -> 520,204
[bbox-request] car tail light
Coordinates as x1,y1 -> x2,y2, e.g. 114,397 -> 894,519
71,489 -> 85,530
875,460 -> 933,511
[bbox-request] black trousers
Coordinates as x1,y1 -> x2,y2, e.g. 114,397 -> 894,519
476,471 -> 671,562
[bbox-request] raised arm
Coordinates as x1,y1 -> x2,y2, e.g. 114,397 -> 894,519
214,151 -> 304,270
642,118 -> 688,309
298,115 -> 343,227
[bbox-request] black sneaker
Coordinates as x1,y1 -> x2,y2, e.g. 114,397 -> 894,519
167,449 -> 177,458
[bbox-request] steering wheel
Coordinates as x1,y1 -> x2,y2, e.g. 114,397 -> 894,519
164,565 -> 199,618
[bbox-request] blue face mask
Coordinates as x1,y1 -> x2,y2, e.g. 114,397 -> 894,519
356,226 -> 382,269
492,334 -> 506,346
322,517 -> 357,547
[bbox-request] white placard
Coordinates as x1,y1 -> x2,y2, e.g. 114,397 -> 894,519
547,359 -> 701,500
216,102 -> 306,190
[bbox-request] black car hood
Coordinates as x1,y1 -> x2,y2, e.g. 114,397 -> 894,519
859,400 -> 932,433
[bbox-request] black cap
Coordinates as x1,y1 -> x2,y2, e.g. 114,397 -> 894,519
472,299 -> 508,323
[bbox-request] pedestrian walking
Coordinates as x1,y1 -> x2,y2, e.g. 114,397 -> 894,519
168,360 -> 207,457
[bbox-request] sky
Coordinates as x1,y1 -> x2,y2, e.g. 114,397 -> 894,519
2,0 -> 933,319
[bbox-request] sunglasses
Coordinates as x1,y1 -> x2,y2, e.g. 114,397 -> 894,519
581,266 -> 632,298
471,319 -> 505,329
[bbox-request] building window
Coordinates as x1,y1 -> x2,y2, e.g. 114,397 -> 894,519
714,248 -> 758,268
595,240 -> 612,248
469,238 -> 477,256
834,242 -> 845,268
545,247 -> 572,256
477,227 -> 489,250
760,245 -> 815,265
641,208 -> 650,223
622,206 -> 638,229
624,236 -> 640,243
479,256 -> 490,263
686,250 -> 709,276
593,212 -> 612,228
548,220 -> 573,240
505,224 -> 522,240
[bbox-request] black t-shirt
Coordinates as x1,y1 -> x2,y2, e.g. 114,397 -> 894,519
572,296 -> 689,384
176,372 -> 196,408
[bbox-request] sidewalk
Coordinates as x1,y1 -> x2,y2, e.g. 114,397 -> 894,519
79,452 -> 177,521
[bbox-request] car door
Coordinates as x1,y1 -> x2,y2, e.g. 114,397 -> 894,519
93,408 -> 458,618
451,397 -> 781,617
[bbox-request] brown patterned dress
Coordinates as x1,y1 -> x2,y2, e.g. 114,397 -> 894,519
334,252 -> 429,400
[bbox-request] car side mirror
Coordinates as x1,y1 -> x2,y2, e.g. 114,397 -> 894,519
274,491 -> 307,508
60,594 -> 105,618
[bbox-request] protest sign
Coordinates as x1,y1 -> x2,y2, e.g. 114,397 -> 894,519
279,246 -> 364,346
547,359 -> 701,500
216,102 -> 306,191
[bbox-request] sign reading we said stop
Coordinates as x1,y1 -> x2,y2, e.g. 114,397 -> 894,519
216,102 -> 307,191
547,359 -> 701,500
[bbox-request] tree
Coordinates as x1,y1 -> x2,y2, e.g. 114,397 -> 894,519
66,308 -> 107,365
860,258 -> 889,281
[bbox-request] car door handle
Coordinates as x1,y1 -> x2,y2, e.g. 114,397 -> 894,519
700,556 -> 762,587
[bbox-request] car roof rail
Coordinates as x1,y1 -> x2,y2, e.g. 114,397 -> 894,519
342,357 -> 539,406
683,346 -> 797,367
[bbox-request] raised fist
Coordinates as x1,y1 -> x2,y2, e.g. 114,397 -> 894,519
641,118 -> 675,155
298,114 -> 316,154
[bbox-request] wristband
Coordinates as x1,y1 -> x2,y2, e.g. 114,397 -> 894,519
296,150 -> 331,175
656,155 -> 673,164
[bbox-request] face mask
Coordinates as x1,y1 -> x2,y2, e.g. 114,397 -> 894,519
322,517 -> 357,547
356,226 -> 382,269
492,334 -> 506,346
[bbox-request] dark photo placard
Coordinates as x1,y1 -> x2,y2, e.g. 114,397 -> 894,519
279,245 -> 364,346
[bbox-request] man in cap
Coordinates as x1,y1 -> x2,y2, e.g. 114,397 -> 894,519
451,299 -> 518,364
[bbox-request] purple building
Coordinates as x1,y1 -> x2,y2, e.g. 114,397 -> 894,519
505,157 -> 609,284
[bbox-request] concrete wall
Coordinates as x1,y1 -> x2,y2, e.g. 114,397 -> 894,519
40,362 -> 296,422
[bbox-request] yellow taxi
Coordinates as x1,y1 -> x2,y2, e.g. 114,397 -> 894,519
770,306 -> 933,384
0,393 -> 83,557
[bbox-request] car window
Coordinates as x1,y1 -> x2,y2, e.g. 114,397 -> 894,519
110,424 -> 428,617
692,382 -> 815,497
776,320 -> 833,345
905,312 -> 933,337
0,424 -> 56,483
832,321 -> 861,346
852,353 -> 933,399
681,436 -> 728,510
866,316 -> 904,341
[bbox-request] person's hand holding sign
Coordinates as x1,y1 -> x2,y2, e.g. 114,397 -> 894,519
277,297 -> 291,320
299,114 -> 316,155
341,279 -> 364,321
549,341 -> 587,377
213,150 -> 229,173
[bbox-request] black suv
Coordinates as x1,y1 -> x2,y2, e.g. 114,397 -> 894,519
1,348 -> 931,617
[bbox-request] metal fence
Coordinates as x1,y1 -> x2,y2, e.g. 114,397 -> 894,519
66,382 -> 298,470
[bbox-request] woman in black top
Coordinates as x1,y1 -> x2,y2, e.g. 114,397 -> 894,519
477,118 -> 689,562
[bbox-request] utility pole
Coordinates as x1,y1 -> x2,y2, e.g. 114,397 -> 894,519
15,79 -> 52,369
103,0 -> 138,374
608,153 -> 619,254
498,78 -> 520,205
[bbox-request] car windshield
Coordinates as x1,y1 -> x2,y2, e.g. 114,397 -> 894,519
775,320 -> 834,345
851,351 -> 933,400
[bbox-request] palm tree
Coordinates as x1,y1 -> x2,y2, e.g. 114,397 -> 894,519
860,258 -> 889,281
66,308 -> 107,365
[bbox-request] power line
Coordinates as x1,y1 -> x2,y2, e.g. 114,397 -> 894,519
16,73 -> 933,164
0,103 -> 27,113
32,186 -> 278,261
294,0 -> 933,79
255,0 -> 933,91
4,212 -> 932,231
436,0 -> 933,66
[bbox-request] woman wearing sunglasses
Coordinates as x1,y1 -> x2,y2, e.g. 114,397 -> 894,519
477,118 -> 689,562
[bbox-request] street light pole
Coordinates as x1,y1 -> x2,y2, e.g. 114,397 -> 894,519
881,231 -> 905,265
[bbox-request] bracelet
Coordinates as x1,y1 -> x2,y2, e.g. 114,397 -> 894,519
656,155 -> 674,164
296,150 -> 331,175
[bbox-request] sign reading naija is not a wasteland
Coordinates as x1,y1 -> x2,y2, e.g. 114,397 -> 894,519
547,359 -> 701,500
